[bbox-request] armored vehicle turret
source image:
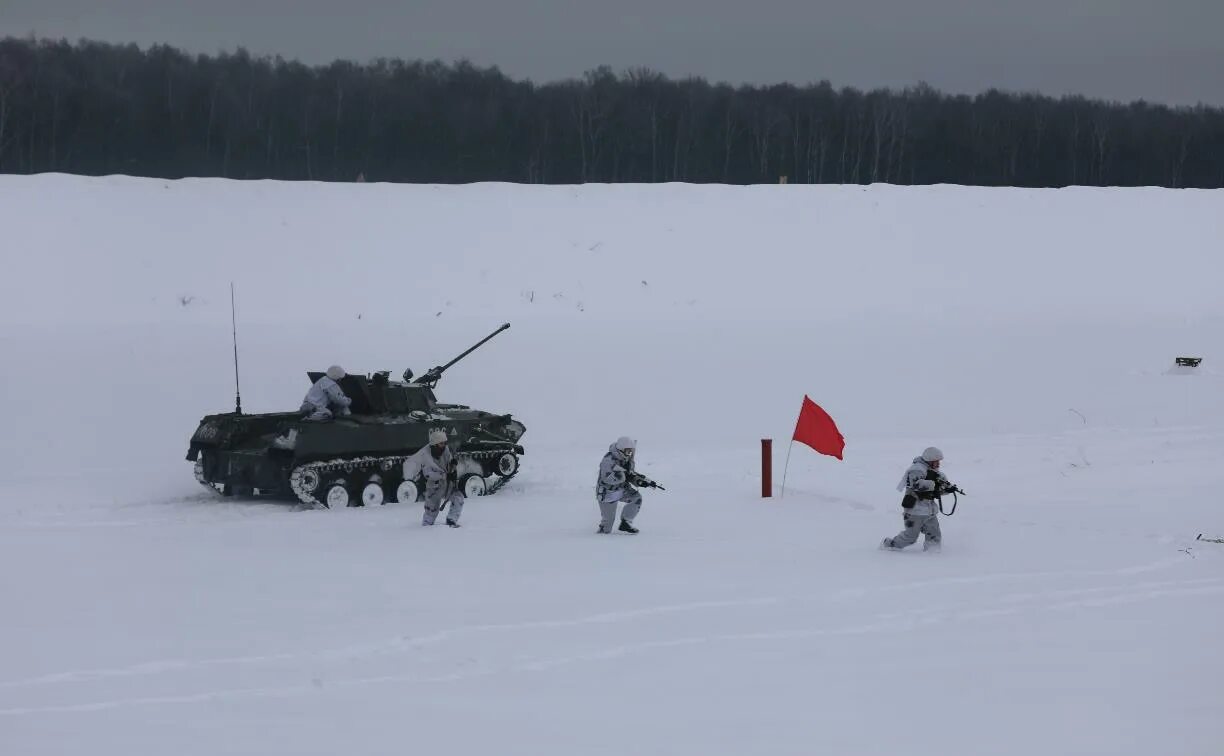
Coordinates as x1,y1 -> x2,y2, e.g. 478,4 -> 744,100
187,323 -> 525,508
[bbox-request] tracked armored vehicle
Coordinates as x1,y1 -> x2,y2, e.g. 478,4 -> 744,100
186,323 -> 525,508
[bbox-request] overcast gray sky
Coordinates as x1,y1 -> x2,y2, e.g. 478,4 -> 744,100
3,0 -> 1222,106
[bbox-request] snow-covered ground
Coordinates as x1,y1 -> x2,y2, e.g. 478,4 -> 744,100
2,175 -> 1222,755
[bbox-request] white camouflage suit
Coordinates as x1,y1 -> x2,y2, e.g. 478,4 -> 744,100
595,438 -> 642,532
300,365 -> 352,421
883,451 -> 951,551
402,437 -> 465,526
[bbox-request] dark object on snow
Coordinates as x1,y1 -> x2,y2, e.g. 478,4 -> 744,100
186,323 -> 525,508
1175,357 -> 1202,367
1197,534 -> 1223,544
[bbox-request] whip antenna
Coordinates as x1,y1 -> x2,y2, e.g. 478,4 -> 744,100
231,282 -> 243,415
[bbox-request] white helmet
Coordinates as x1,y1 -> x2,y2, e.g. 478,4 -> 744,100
615,436 -> 636,452
429,430 -> 448,445
326,365 -> 346,381
921,446 -> 944,463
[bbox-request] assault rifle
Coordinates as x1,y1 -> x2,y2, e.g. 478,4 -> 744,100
628,471 -> 666,491
935,480 -> 965,515
926,469 -> 965,497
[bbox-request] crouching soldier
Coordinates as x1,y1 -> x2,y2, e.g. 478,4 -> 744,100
403,430 -> 465,527
880,446 -> 958,552
596,436 -> 643,534
300,365 -> 353,421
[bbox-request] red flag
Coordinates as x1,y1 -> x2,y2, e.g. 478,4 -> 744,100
792,395 -> 845,460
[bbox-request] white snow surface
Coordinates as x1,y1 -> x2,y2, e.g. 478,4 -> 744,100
2,174 -> 1223,755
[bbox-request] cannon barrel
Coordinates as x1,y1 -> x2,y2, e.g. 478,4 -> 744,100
413,322 -> 511,385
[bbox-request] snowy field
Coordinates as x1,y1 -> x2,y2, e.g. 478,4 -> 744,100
1,175 -> 1223,755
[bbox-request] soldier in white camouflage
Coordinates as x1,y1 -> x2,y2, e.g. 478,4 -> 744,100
299,365 -> 352,421
595,436 -> 643,534
403,429 -> 465,527
880,447 -> 957,552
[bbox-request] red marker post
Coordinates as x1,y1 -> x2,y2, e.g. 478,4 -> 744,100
761,438 -> 773,497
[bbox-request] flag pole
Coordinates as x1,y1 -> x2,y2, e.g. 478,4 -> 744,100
780,440 -> 794,497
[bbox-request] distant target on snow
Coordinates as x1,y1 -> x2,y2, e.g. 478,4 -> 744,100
1167,356 -> 1203,376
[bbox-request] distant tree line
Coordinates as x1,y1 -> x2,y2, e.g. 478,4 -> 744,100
2,36 -> 1222,187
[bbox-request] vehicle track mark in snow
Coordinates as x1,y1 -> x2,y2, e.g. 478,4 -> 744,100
2,560 -> 1206,692
0,596 -> 786,689
975,576 -> 1223,606
390,596 -> 786,647
3,579 -> 1220,716
517,580 -> 1224,670
0,653 -> 305,689
831,554 -> 1191,600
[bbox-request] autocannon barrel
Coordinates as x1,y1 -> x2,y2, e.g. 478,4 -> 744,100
413,322 -> 511,385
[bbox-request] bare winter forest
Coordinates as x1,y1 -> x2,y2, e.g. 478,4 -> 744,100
1,36 -> 1221,186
